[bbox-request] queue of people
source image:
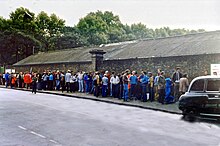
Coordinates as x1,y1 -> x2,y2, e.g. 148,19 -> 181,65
0,67 -> 189,104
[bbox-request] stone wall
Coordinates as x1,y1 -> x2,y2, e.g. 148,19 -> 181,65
14,61 -> 92,73
13,53 -> 220,81
101,54 -> 220,80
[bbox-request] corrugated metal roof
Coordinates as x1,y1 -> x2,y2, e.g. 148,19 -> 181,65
14,30 -> 220,66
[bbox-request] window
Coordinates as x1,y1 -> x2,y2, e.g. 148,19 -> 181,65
207,79 -> 220,91
190,79 -> 205,92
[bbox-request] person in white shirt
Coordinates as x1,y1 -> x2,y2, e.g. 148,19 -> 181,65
77,71 -> 84,92
65,70 -> 71,93
110,74 -> 120,99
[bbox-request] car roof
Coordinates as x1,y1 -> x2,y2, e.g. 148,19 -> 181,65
193,75 -> 220,80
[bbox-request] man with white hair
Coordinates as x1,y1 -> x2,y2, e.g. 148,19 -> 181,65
65,70 -> 71,93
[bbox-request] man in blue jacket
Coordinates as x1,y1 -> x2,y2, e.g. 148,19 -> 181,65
129,71 -> 138,100
140,71 -> 149,102
5,72 -> 10,88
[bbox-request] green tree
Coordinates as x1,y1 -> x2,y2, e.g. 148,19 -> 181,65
35,11 -> 65,51
76,11 -> 126,45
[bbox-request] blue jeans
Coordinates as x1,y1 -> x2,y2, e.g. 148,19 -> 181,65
102,85 -> 108,97
78,80 -> 84,92
123,84 -> 129,101
85,82 -> 90,93
56,80 -> 60,90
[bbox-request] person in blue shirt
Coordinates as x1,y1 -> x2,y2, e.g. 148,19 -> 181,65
165,77 -> 174,104
140,71 -> 149,102
84,72 -> 91,94
129,71 -> 138,100
48,72 -> 54,90
5,72 -> 10,88
102,74 -> 108,97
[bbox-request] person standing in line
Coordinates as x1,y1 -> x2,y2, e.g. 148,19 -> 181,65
129,71 -> 138,100
78,71 -> 84,92
65,70 -> 71,93
171,67 -> 183,102
179,73 -> 189,95
55,71 -> 61,91
154,72 -> 160,101
2,73 -> 5,85
5,72 -> 10,88
32,73 -> 37,94
158,71 -> 166,104
60,71 -> 65,93
24,72 -> 32,89
94,72 -> 101,97
70,72 -> 75,93
148,72 -> 154,102
140,71 -> 149,102
84,72 -> 90,94
42,72 -> 48,90
102,74 -> 108,97
123,72 -> 129,102
119,73 -> 124,100
48,72 -> 54,90
110,73 -> 120,99
11,74 -> 17,88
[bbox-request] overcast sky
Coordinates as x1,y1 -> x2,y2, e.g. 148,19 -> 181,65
1,0 -> 220,31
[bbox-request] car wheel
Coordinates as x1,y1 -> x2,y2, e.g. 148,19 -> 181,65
182,108 -> 198,122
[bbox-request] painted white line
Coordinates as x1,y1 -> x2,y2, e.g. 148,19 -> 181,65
18,126 -> 27,131
30,131 -> 46,139
49,139 -> 58,144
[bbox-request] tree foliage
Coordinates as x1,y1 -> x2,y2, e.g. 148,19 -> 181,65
0,8 -> 206,65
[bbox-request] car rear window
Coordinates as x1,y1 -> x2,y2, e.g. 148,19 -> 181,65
190,79 -> 205,92
207,79 -> 220,91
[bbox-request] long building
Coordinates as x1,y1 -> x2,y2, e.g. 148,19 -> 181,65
13,30 -> 220,79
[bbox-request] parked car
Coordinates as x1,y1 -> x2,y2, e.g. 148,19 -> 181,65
179,76 -> 220,120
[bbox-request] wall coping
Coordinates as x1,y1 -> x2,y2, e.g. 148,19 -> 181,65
103,53 -> 220,62
13,60 -> 92,67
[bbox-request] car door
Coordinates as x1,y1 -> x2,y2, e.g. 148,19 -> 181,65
203,79 -> 220,114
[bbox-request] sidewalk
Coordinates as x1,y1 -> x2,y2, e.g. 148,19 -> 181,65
0,85 -> 182,114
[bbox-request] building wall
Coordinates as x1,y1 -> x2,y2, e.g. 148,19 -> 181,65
102,54 -> 220,80
13,54 -> 220,81
14,61 -> 92,73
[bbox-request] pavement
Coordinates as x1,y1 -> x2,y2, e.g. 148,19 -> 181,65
0,85 -> 181,115
1,88 -> 220,146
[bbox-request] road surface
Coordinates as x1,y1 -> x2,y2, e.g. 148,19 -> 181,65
0,88 -> 220,146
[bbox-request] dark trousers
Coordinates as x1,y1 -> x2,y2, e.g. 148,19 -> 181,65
32,82 -> 37,94
119,84 -> 123,99
174,83 -> 180,102
42,81 -> 47,90
142,85 -> 147,102
159,88 -> 165,104
70,83 -> 74,92
66,82 -> 70,93
149,86 -> 155,102
94,85 -> 100,97
112,84 -> 119,99
130,84 -> 137,99
61,81 -> 65,93
48,80 -> 53,90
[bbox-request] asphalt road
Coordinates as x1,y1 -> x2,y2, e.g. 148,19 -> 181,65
0,88 -> 220,146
